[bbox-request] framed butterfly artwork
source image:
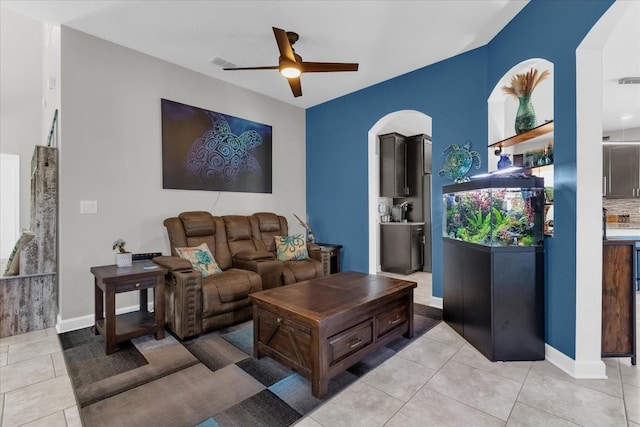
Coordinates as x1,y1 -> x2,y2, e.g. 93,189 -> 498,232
161,98 -> 272,193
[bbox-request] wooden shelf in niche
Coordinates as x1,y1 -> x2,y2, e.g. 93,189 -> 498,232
489,121 -> 554,149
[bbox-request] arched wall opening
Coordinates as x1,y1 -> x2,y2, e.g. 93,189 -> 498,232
488,59 -> 555,145
571,0 -> 637,378
367,110 -> 432,278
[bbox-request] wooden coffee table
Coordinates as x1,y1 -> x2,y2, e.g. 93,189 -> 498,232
249,271 -> 416,397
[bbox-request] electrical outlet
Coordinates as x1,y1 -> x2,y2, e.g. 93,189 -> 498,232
80,200 -> 97,214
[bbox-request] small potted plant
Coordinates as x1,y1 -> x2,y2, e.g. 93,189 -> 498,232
113,238 -> 132,267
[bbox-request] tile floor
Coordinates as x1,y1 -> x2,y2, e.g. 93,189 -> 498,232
0,272 -> 637,427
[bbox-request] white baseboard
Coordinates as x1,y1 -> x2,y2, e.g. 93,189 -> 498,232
56,313 -> 93,334
430,296 -> 443,309
545,343 -> 607,379
56,303 -> 153,334
428,311 -> 606,379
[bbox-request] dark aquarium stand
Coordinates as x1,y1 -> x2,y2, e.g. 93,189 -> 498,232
442,177 -> 545,361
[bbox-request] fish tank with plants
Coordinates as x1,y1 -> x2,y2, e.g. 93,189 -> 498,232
443,176 -> 545,247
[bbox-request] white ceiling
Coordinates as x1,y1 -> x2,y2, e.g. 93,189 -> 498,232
1,0 -> 638,132
601,0 -> 640,134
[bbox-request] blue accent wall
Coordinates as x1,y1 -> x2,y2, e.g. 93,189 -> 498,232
307,47 -> 489,278
306,0 -> 613,360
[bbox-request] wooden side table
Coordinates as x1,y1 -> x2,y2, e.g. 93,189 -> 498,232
312,243 -> 342,275
91,261 -> 167,355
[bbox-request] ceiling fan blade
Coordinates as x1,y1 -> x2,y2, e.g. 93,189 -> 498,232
223,66 -> 279,71
273,27 -> 296,63
302,62 -> 359,73
287,77 -> 302,97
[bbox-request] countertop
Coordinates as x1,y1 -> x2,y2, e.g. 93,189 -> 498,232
380,221 -> 425,226
605,222 -> 640,239
604,237 -> 640,243
606,222 -> 640,229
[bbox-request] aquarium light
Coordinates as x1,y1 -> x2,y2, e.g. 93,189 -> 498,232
471,166 -> 524,179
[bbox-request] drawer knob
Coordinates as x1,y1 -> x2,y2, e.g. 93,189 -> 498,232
348,338 -> 363,349
276,317 -> 282,323
389,315 -> 401,325
135,282 -> 141,288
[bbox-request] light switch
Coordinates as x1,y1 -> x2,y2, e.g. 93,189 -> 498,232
80,200 -> 98,214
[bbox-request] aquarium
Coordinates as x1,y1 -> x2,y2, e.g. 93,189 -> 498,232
443,176 -> 545,247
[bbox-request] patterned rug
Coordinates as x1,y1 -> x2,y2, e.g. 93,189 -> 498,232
61,304 -> 442,427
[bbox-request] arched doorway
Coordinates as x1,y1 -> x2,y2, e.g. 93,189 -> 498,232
572,0 -> 638,378
367,110 -> 432,274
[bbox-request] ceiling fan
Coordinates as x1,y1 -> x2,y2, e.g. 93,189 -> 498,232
224,27 -> 359,97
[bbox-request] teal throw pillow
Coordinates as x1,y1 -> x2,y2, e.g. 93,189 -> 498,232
274,234 -> 309,261
175,242 -> 222,278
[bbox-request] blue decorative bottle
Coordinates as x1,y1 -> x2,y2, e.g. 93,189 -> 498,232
497,154 -> 512,170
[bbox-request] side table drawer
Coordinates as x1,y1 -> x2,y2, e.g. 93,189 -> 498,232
376,303 -> 408,338
114,277 -> 158,293
328,318 -> 373,364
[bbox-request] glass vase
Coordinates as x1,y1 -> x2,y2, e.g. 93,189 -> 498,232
514,94 -> 537,134
497,154 -> 512,170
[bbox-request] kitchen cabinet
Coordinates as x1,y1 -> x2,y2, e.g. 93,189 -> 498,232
602,239 -> 636,364
603,144 -> 640,198
406,133 -> 432,174
380,223 -> 424,274
379,133 -> 408,197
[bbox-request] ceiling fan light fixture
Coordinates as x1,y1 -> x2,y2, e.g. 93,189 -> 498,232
280,64 -> 301,78
227,27 -> 357,96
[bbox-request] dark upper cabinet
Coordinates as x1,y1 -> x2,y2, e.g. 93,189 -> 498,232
409,134 -> 432,174
603,145 -> 640,198
406,134 -> 432,197
379,133 -> 408,197
380,133 -> 432,198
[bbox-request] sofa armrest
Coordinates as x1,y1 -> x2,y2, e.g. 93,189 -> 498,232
153,255 -> 192,272
232,257 -> 283,290
155,259 -> 203,340
307,243 -> 321,256
308,249 -> 322,263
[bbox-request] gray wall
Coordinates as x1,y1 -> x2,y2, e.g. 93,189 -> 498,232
2,18 -> 307,326
603,127 -> 640,142
0,9 -> 44,230
58,27 -> 307,322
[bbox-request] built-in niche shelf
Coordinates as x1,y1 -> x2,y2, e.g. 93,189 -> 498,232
487,121 -> 555,236
489,120 -> 554,149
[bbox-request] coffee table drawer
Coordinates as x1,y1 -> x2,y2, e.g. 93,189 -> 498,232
328,319 -> 373,364
376,303 -> 408,338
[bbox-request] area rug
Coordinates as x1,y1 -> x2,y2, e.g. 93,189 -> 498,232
60,326 -> 199,407
61,303 -> 442,427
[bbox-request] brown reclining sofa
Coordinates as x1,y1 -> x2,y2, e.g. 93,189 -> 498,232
153,211 -> 325,339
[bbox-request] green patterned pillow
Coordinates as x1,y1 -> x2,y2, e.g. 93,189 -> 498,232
274,234 -> 309,261
175,242 -> 222,278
